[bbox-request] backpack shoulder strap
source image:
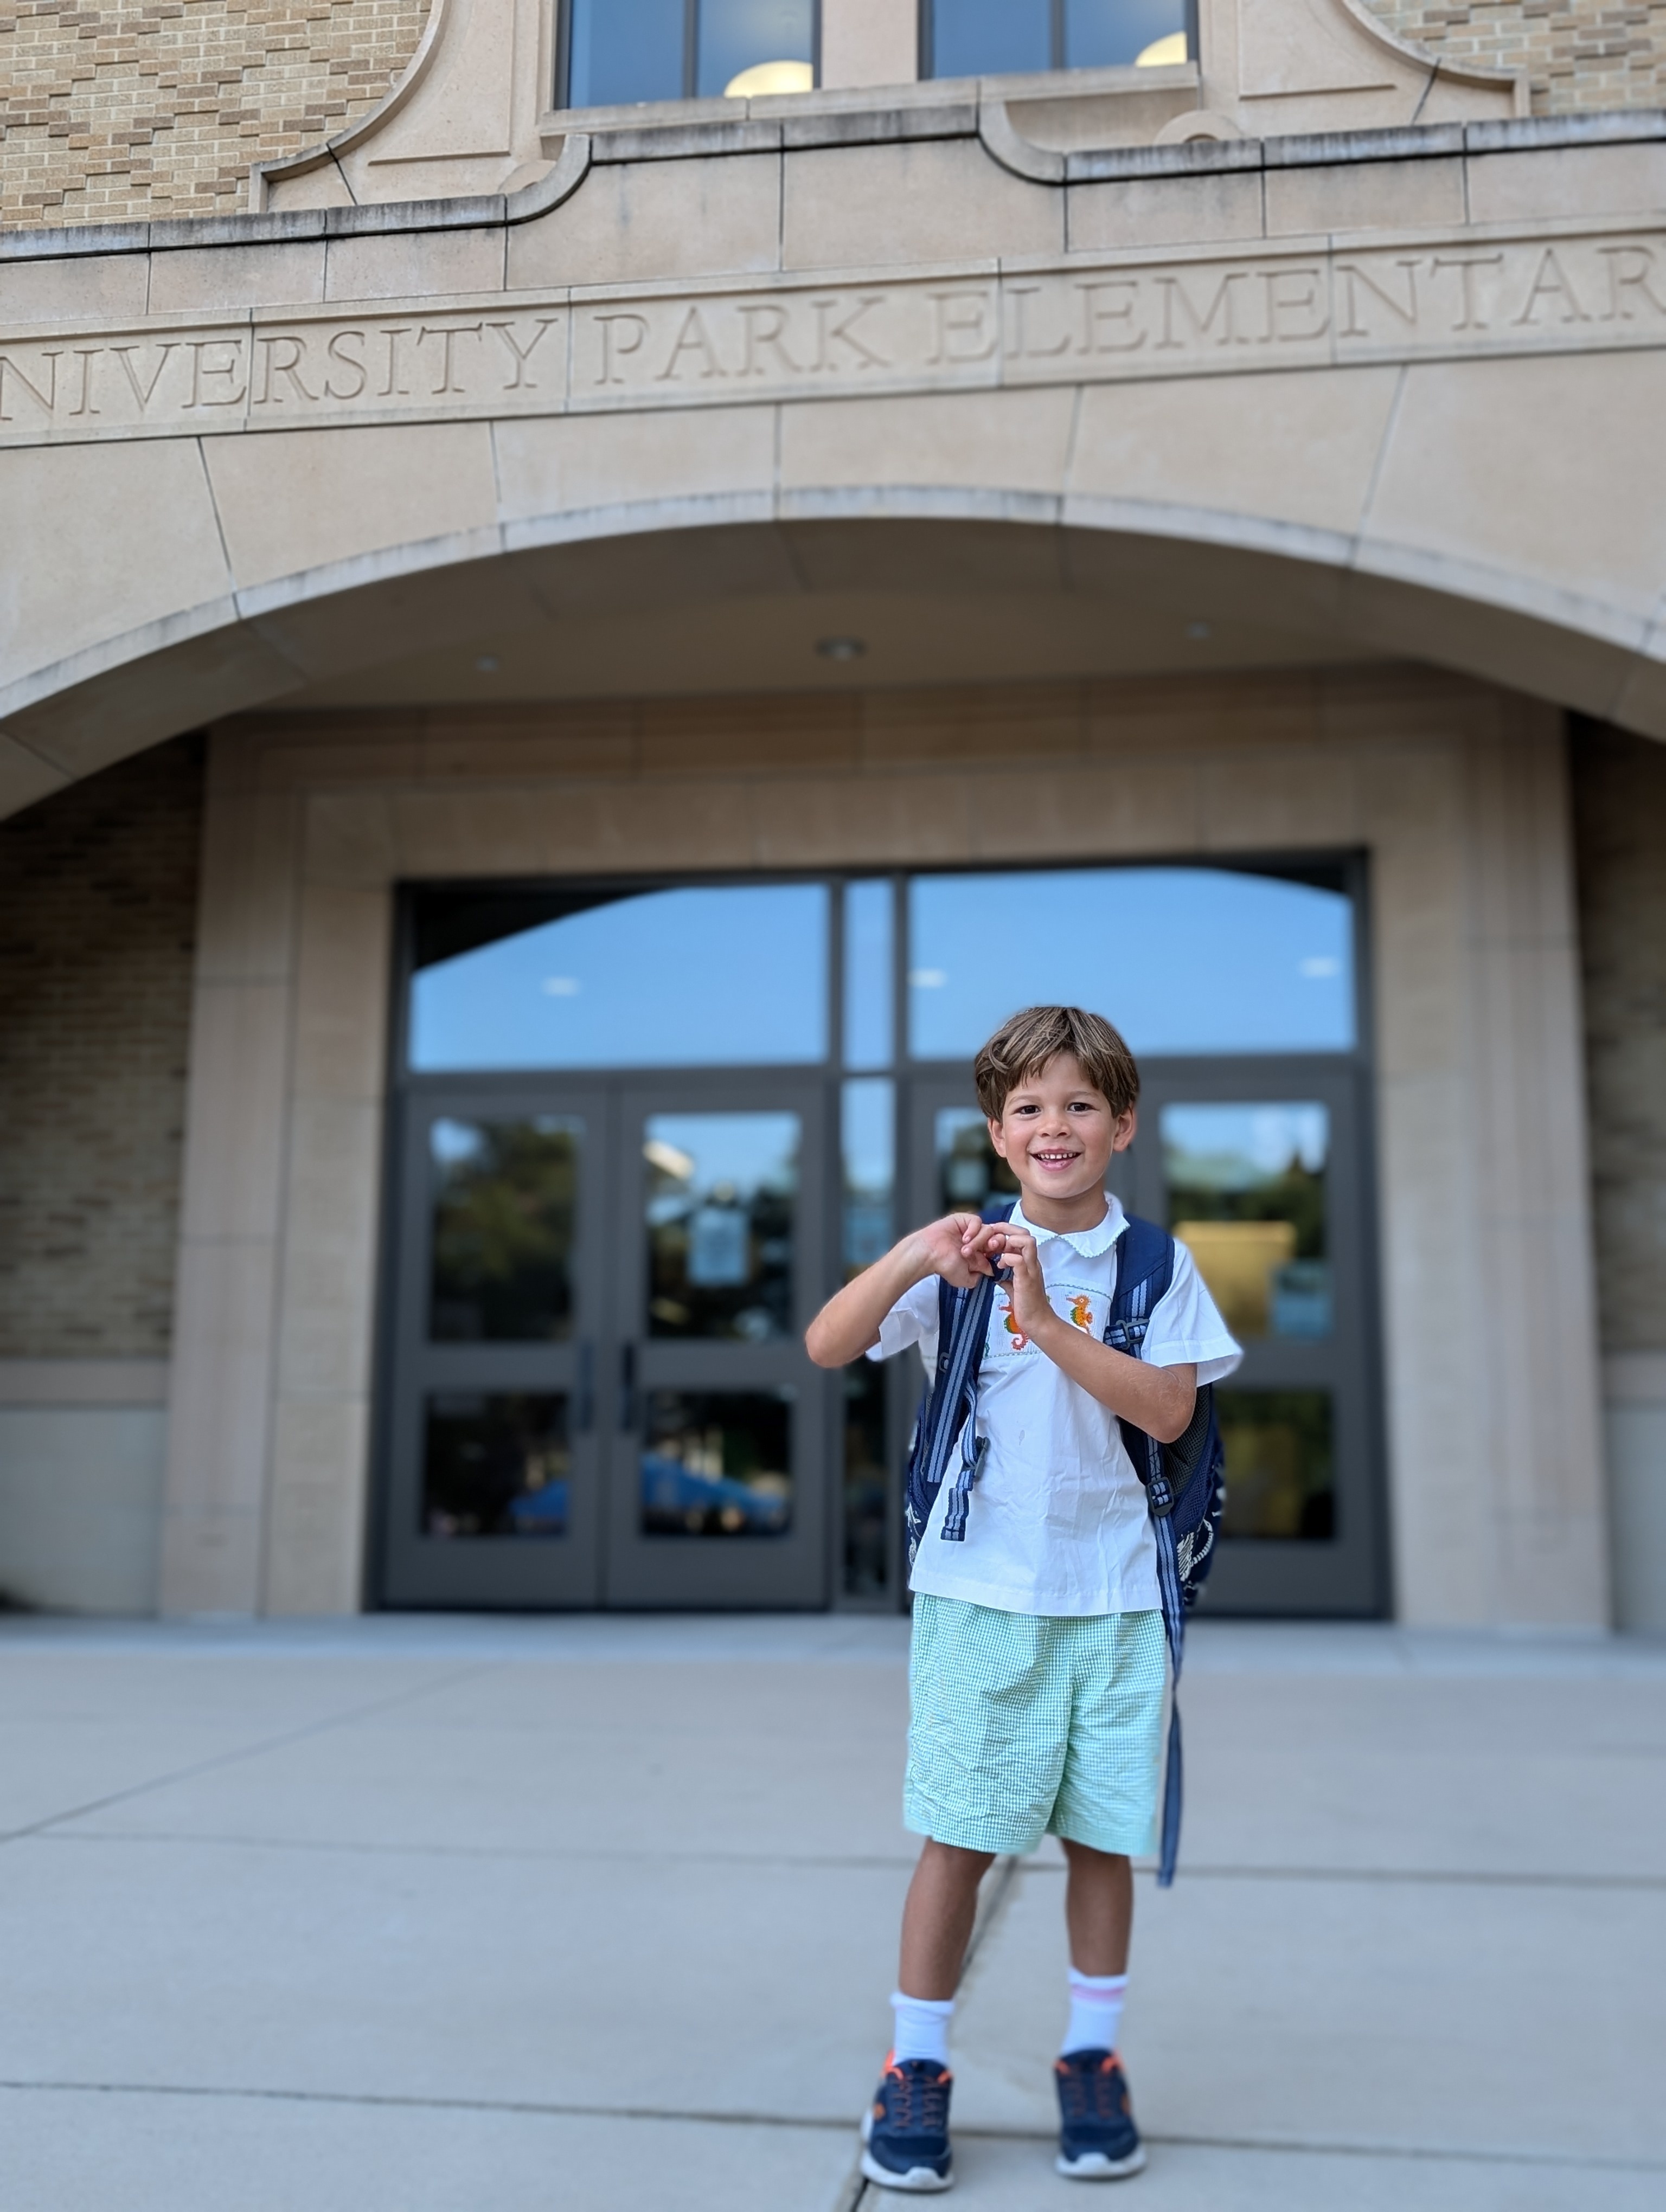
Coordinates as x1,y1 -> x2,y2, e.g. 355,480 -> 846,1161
1104,1212 -> 1189,1890
1104,1212 -> 1174,1351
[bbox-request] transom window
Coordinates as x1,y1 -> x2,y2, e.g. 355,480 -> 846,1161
560,0 -> 817,108
924,0 -> 1193,76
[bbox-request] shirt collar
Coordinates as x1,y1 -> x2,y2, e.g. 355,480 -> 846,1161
1008,1192 -> 1128,1258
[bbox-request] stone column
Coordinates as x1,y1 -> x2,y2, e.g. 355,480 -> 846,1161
158,732 -> 300,1614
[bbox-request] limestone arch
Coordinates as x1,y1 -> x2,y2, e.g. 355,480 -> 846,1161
4,379 -> 1664,822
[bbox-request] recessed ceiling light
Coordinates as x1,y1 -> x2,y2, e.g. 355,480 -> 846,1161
816,636 -> 866,661
476,654 -> 501,673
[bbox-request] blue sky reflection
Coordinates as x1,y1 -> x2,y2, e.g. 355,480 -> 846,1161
908,869 -> 1354,1058
411,884 -> 829,1070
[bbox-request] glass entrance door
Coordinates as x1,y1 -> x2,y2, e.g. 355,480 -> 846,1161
909,1063 -> 1383,1615
605,1083 -> 828,1606
379,1077 -> 829,1608
381,1086 -> 607,1606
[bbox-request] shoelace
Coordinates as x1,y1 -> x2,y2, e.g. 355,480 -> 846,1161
1056,2054 -> 1124,2125
883,2063 -> 951,2133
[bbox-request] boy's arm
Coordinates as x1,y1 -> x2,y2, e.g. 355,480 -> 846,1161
978,1221 -> 1197,1442
804,1215 -> 989,1369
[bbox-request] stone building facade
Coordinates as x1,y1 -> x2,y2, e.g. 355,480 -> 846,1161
1,0 -> 1663,1630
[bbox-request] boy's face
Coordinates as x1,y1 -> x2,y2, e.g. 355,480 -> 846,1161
987,1052 -> 1135,1210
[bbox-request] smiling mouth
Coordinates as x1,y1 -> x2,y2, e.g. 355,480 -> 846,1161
1032,1149 -> 1081,1167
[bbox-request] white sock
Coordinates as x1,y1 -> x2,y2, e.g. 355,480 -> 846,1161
890,1991 -> 954,2067
1061,1969 -> 1127,2057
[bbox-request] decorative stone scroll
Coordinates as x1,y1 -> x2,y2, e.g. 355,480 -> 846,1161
2,223 -> 1663,445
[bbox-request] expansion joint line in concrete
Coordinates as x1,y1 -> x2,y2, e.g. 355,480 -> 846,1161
0,1660 -> 502,1848
4,2081 -> 1662,2186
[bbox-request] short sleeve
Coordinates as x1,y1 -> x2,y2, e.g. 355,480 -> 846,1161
867,1275 -> 940,1367
1142,1240 -> 1243,1385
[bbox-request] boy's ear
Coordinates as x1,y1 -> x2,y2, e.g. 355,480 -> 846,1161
1111,1105 -> 1138,1155
987,1115 -> 1010,1161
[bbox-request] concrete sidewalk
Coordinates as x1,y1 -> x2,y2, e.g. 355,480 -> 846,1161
2,1614 -> 1663,2211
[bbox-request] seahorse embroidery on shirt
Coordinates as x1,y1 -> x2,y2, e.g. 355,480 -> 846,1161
1068,1294 -> 1094,1332
998,1295 -> 1028,1351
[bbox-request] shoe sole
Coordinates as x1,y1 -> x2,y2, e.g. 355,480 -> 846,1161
860,2108 -> 953,2192
860,2149 -> 953,2192
1055,2145 -> 1147,2181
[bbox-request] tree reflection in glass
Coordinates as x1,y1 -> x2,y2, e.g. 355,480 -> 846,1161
428,1116 -> 581,1342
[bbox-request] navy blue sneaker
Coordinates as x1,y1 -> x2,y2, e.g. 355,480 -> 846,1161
860,2053 -> 954,2192
1054,2049 -> 1146,2180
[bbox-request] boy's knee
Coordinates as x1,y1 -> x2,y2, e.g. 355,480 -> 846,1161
921,1837 -> 997,1882
1060,1838 -> 1130,1871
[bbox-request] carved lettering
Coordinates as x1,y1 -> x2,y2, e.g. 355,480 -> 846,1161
593,311 -> 649,385
420,322 -> 483,395
255,333 -> 317,406
489,317 -> 559,390
111,342 -> 178,411
1259,267 -> 1328,345
0,349 -> 63,420
657,306 -> 727,382
1008,284 -> 1072,359
928,290 -> 997,366
1432,254 -> 1504,332
736,302 -> 801,377
1514,248 -> 1591,327
185,338 -> 247,409
69,348 -> 101,419
1338,258 -> 1420,338
1076,280 -> 1145,356
1599,244 -> 1666,323
1155,271 -> 1250,351
812,295 -> 888,371
325,329 -> 368,401
380,326 -> 415,398
2,229 -> 1664,451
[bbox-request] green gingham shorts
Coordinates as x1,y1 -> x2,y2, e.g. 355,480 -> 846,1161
904,1596 -> 1167,1857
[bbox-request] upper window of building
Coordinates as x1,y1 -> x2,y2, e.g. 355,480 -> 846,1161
410,883 -> 830,1070
907,867 -> 1354,1058
924,0 -> 1191,77
561,0 -> 817,108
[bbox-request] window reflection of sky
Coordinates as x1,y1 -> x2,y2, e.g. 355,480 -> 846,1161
644,1113 -> 800,1210
411,885 -> 829,1071
843,880 -> 894,1070
908,870 -> 1354,1058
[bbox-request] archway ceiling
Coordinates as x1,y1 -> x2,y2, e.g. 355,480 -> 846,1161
3,505 -> 1657,827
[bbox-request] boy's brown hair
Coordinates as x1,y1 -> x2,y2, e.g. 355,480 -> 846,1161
973,1005 -> 1140,1121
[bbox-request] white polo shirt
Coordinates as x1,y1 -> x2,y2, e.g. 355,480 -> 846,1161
868,1197 -> 1242,1617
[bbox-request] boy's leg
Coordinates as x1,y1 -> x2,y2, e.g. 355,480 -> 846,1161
1059,1838 -> 1133,1978
899,1838 -> 997,2001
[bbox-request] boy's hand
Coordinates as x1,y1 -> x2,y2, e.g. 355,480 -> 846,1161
976,1222 -> 1053,1341
913,1212 -> 995,1290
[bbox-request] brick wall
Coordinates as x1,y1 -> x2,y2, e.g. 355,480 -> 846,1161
0,738 -> 203,1356
1572,721 -> 1666,1355
0,0 -> 428,227
2,1 -> 1664,232
1373,0 -> 1666,113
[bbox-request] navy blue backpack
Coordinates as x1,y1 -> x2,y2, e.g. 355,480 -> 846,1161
903,1199 -> 1226,1887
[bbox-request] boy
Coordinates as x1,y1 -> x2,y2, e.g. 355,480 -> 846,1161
806,1005 -> 1240,2191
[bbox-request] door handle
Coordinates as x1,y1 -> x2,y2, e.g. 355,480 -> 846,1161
617,1341 -> 637,1431
574,1342 -> 595,1434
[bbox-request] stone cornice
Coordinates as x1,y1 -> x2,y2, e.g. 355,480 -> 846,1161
0,108 -> 1661,267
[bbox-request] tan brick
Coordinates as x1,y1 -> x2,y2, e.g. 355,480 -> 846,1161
0,737 -> 202,1355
